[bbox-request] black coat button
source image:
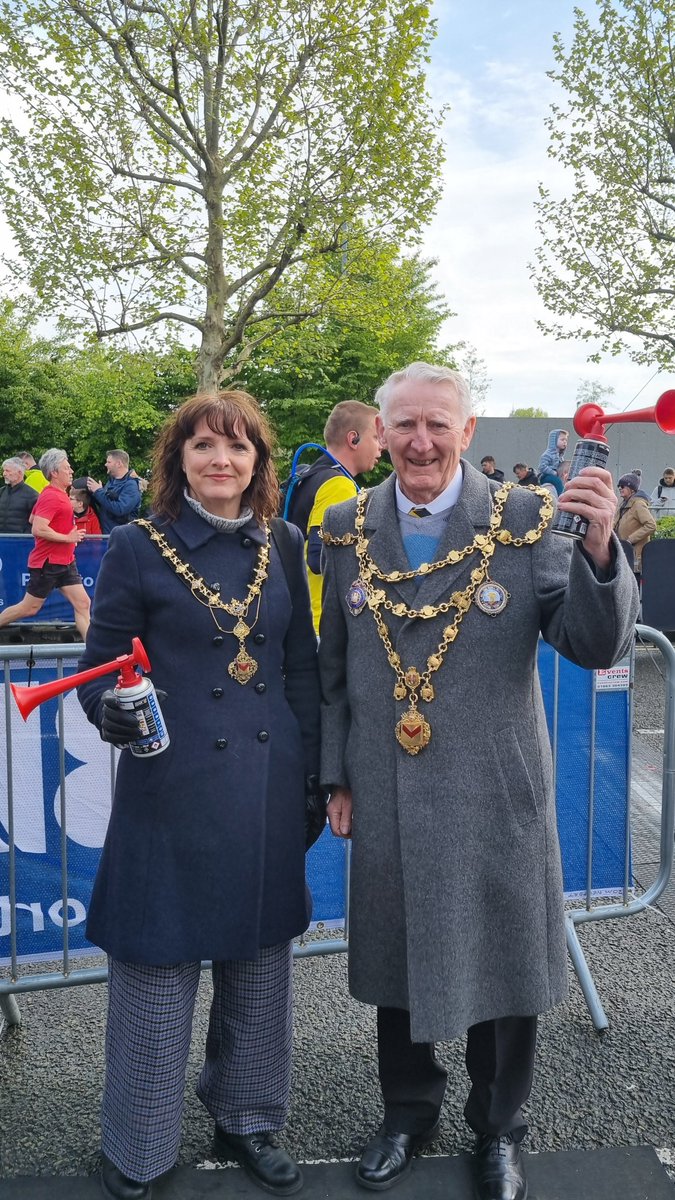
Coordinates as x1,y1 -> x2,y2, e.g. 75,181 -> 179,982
254,682 -> 266,694
257,730 -> 269,743
215,738 -> 228,749
212,687 -> 224,698
241,536 -> 253,548
212,635 -> 224,647
253,633 -> 265,645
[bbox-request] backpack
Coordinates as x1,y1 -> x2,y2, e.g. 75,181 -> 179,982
279,442 -> 355,537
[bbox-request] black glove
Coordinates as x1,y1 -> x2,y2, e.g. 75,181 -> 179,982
305,774 -> 329,851
98,688 -> 168,747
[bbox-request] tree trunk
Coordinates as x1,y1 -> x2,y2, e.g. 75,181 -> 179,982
198,172 -> 227,391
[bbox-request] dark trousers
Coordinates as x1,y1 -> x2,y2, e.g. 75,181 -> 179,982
377,1006 -> 537,1140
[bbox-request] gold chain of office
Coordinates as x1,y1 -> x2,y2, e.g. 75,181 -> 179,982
137,519 -> 271,685
321,482 -> 553,754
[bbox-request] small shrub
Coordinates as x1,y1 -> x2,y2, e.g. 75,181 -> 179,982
654,516 -> 675,539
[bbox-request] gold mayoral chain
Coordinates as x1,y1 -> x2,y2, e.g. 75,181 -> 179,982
137,519 -> 271,685
322,482 -> 553,755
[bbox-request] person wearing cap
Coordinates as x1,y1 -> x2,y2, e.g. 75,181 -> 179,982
614,473 -> 656,581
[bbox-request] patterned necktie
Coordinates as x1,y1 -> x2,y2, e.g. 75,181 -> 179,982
408,506 -> 431,518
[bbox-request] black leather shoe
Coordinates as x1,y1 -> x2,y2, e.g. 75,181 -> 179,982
100,1153 -> 152,1200
356,1122 -> 440,1190
473,1133 -> 527,1200
213,1127 -> 303,1195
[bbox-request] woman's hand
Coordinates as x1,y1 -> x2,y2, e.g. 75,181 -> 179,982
327,786 -> 353,838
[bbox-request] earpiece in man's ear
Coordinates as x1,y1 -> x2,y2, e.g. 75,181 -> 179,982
350,432 -> 361,446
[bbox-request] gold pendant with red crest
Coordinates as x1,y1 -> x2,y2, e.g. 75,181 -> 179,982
395,706 -> 431,755
228,648 -> 258,685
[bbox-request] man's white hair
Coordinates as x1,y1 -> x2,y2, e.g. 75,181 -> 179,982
375,362 -> 473,421
38,448 -> 68,480
2,456 -> 26,474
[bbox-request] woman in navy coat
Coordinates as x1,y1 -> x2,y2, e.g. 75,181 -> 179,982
78,391 -> 320,1200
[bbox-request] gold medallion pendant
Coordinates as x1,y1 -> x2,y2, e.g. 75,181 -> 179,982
473,578 -> 510,615
395,707 -> 431,755
228,649 -> 258,685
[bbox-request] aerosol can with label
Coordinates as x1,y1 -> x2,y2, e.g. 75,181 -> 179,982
115,658 -> 170,757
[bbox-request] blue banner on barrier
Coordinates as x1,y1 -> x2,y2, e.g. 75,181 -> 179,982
0,644 -> 632,967
0,535 -> 108,622
0,663 -> 112,964
539,641 -> 631,897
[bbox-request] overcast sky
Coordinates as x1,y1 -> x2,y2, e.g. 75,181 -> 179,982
424,0 -> 669,418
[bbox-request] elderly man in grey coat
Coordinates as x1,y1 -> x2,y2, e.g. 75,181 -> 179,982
318,362 -> 639,1200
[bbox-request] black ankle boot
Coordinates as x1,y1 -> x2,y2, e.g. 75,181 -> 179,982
100,1153 -> 152,1200
213,1127 -> 303,1195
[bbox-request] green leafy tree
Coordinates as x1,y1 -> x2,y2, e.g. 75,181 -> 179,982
239,245 -> 455,469
509,407 -> 549,418
0,0 -> 443,389
0,300 -> 196,470
532,0 -> 675,366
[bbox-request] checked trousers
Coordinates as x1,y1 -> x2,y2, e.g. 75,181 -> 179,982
102,942 -> 293,1183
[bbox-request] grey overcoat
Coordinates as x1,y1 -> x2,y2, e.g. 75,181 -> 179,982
318,464 -> 639,1042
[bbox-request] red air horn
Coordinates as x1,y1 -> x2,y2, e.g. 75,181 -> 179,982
574,389 -> 675,442
11,636 -> 152,721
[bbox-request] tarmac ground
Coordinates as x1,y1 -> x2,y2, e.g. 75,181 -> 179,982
1,642 -> 675,1193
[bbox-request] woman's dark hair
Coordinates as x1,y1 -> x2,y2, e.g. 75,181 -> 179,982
150,391 -> 281,522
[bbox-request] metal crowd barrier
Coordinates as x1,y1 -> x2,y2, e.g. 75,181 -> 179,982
564,624 -> 675,1032
0,642 -> 347,1029
2,630 -> 674,1034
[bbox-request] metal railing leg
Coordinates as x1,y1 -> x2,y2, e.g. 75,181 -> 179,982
0,992 -> 21,1027
565,917 -> 608,1034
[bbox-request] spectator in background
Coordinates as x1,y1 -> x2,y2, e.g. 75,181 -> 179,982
614,473 -> 657,584
303,402 -> 381,634
87,449 -> 142,533
0,449 -> 90,639
0,457 -> 38,533
649,468 -> 675,518
70,485 -> 103,535
17,451 -> 49,493
480,455 -> 504,483
536,430 -> 568,496
558,461 -> 572,485
628,468 -> 652,504
513,463 -> 538,486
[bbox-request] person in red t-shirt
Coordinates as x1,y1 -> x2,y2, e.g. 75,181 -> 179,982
0,448 -> 91,639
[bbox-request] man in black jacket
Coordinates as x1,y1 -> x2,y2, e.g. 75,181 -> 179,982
480,455 -> 505,483
0,457 -> 38,532
514,463 -> 539,486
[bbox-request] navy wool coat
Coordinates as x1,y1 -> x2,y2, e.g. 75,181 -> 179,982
319,464 -> 640,1042
78,502 -> 320,965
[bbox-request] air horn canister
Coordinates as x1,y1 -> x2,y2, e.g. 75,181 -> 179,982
10,636 -> 170,757
552,389 -> 675,541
